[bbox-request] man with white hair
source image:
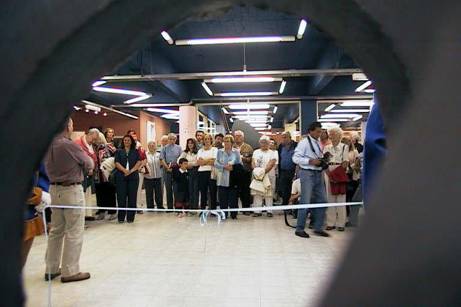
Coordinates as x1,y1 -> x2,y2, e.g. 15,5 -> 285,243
324,127 -> 349,232
233,130 -> 253,215
75,128 -> 100,218
160,133 -> 182,210
251,135 -> 279,217
352,134 -> 364,153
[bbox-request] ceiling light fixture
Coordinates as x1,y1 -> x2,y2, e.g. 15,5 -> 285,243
93,86 -> 147,96
321,123 -> 340,129
228,104 -> 270,109
161,113 -> 180,120
341,100 -> 373,107
325,104 -> 336,112
124,94 -> 151,104
175,36 -> 296,46
232,111 -> 269,115
318,118 -> 349,122
250,123 -> 269,127
201,82 -> 213,96
221,107 -> 229,114
82,100 -> 138,119
205,77 -> 281,83
364,89 -> 376,93
279,80 -> 287,94
297,19 -> 308,39
353,115 -> 363,121
321,114 -> 360,119
146,108 -> 179,114
352,73 -> 368,81
229,118 -> 234,123
215,92 -> 277,97
270,117 -> 274,123
85,105 -> 101,112
73,106 -> 81,111
273,106 -> 278,114
92,80 -> 106,87
355,81 -> 372,92
330,109 -> 370,113
161,31 -> 174,45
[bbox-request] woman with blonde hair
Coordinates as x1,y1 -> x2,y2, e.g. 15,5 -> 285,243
197,133 -> 218,210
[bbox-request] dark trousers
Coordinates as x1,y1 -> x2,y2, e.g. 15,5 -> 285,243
279,169 -> 296,206
198,171 -> 217,210
346,179 -> 360,216
116,175 -> 139,222
95,182 -> 116,214
163,171 -> 174,209
237,170 -> 252,209
188,167 -> 199,209
144,177 -> 163,209
219,186 -> 238,218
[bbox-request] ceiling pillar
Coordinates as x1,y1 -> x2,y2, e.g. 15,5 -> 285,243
179,105 -> 197,148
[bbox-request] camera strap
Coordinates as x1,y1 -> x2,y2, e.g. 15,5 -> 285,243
307,135 -> 322,159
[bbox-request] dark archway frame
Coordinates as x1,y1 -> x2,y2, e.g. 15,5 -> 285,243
1,0 -> 412,306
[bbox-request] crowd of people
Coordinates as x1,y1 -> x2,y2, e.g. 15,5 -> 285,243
29,117 -> 363,283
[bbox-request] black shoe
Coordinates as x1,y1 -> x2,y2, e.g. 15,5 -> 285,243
253,212 -> 262,217
295,231 -> 310,238
345,221 -> 352,227
337,227 -> 345,232
118,220 -> 125,224
243,212 -> 251,216
44,269 -> 61,281
127,220 -> 134,223
157,207 -> 166,210
308,224 -> 313,229
325,226 -> 335,231
314,230 -> 330,237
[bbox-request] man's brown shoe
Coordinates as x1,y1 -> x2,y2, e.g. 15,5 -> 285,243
61,272 -> 91,283
44,269 -> 61,281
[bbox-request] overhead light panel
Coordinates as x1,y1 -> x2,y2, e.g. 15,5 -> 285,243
352,73 -> 368,81
297,19 -> 308,39
318,118 -> 349,122
364,89 -> 376,93
161,31 -> 174,45
85,105 -> 101,112
353,115 -> 363,121
221,107 -> 229,114
330,109 -> 370,113
175,36 -> 296,46
124,94 -> 151,104
232,111 -> 269,115
250,123 -> 269,127
146,108 -> 179,114
273,106 -> 278,114
279,80 -> 287,94
215,92 -> 277,97
325,104 -> 336,112
228,104 -> 270,109
93,86 -> 147,96
355,81 -> 372,92
205,77 -> 281,83
161,113 -> 180,120
201,82 -> 213,96
92,80 -> 106,87
341,100 -> 373,107
229,118 -> 234,123
321,123 -> 340,129
321,114 -> 361,119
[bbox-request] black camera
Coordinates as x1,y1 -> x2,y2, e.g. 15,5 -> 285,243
319,152 -> 332,170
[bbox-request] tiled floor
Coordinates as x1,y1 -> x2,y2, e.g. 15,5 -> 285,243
23,212 -> 355,307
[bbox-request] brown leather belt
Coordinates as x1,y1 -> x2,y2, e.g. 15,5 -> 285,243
50,182 -> 81,186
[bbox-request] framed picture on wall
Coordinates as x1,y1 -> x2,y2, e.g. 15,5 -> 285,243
147,120 -> 156,143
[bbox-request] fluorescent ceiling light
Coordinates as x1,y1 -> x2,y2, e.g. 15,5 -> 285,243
124,94 -> 151,104
221,107 -> 229,114
364,89 -> 376,93
325,104 -> 336,112
250,123 -> 269,127
85,105 -> 101,112
297,19 -> 307,39
146,108 -> 179,114
232,111 -> 269,115
205,77 -> 281,83
321,123 -> 340,129
318,118 -> 349,122
279,80 -> 287,94
93,86 -> 147,96
270,117 -> 274,123
353,115 -> 363,121
229,118 -> 234,123
341,100 -> 373,107
273,106 -> 278,114
73,106 -> 81,111
321,114 -> 360,118
82,100 -> 138,119
355,81 -> 372,92
234,115 -> 270,120
201,82 -> 213,96
228,104 -> 270,109
216,92 -> 277,97
161,31 -> 174,45
330,109 -> 370,113
255,127 -> 268,131
175,36 -> 296,46
352,73 -> 368,81
161,113 -> 180,120
92,80 -> 106,87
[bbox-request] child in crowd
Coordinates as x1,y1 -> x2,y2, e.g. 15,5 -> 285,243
173,158 -> 189,218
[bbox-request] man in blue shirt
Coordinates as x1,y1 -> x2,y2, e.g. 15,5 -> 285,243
160,133 -> 183,210
278,132 -> 298,209
292,122 -> 330,238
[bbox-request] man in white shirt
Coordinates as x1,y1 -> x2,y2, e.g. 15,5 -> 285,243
292,122 -> 330,238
